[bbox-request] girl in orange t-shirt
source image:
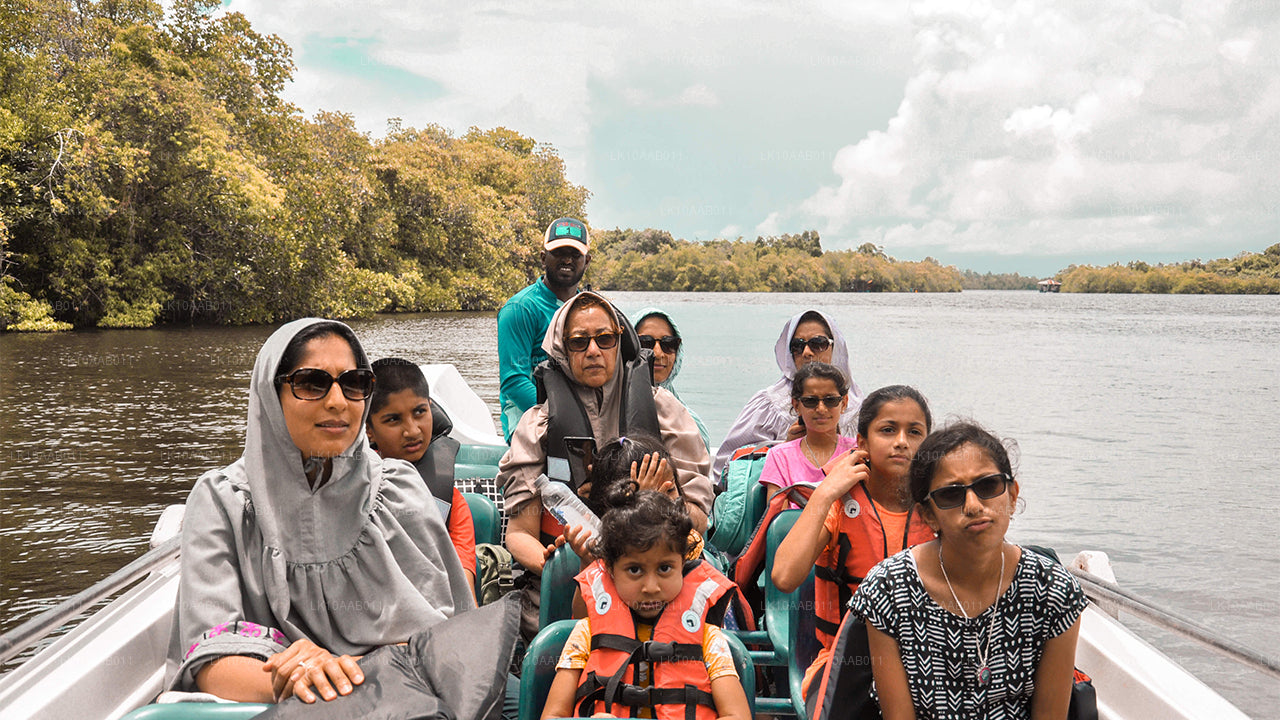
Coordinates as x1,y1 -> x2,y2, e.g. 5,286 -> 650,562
770,385 -> 936,703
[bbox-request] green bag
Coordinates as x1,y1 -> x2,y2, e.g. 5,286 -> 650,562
708,445 -> 772,557
475,542 -> 517,606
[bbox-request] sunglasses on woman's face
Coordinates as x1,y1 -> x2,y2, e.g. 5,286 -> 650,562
797,394 -> 843,410
565,332 -> 620,353
926,473 -> 1011,510
638,334 -> 681,354
789,335 -> 832,355
276,368 -> 376,401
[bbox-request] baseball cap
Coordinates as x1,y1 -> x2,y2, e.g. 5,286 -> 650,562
544,218 -> 590,253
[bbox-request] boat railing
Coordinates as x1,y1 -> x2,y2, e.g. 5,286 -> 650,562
1069,566 -> 1280,682
0,536 -> 181,666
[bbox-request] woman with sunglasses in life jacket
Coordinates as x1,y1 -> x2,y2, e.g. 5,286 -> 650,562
167,319 -> 474,704
500,292 -> 714,638
849,422 -> 1085,719
711,310 -> 864,485
634,307 -> 712,451
770,385 -> 937,708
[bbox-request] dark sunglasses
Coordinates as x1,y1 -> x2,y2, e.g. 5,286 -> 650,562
276,368 -> 376,402
797,394 -> 843,409
638,334 -> 681,354
565,332 -> 620,353
789,335 -> 832,355
926,473 -> 1012,510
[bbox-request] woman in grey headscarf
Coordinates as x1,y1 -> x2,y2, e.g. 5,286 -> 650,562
633,306 -> 712,451
167,318 -> 474,704
710,309 -> 864,483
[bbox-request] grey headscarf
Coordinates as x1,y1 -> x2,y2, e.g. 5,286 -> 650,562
168,318 -> 473,690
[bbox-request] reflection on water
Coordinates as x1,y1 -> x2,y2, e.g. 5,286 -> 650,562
2,295 -> 1278,716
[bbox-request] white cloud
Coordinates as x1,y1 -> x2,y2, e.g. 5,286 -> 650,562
675,84 -> 719,107
222,0 -> 905,193
782,0 -> 1280,258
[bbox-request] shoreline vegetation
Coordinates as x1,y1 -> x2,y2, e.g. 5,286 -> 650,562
3,4 -> 1278,333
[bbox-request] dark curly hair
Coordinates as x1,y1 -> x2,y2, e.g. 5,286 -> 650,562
585,434 -> 671,515
908,421 -> 1014,506
596,489 -> 692,567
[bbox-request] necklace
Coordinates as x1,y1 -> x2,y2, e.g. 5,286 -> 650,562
801,436 -> 835,468
939,543 -> 1005,688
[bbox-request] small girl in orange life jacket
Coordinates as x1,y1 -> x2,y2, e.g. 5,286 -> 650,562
541,489 -> 751,720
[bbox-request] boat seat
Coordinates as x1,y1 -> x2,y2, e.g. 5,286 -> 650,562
119,703 -> 270,719
462,491 -> 501,546
518,619 -> 756,720
539,545 -> 580,628
743,508 -> 810,719
456,443 -> 507,468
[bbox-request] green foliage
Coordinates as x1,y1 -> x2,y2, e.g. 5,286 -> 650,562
960,270 -> 1041,290
591,230 -> 963,293
1057,248 -> 1280,294
1,0 -> 588,329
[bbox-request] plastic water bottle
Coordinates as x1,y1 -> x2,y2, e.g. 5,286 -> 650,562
535,474 -> 602,536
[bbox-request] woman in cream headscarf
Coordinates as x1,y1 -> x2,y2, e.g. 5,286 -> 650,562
711,309 -> 864,484
500,293 -> 713,580
168,318 -> 473,704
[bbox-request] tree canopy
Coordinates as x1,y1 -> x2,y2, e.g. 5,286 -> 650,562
589,230 -> 963,293
1055,245 -> 1280,294
0,0 -> 587,330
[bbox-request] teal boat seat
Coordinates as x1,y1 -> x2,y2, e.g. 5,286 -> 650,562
539,545 -> 580,628
119,703 -> 270,720
455,462 -> 501,481
456,443 -> 507,467
519,619 -> 756,720
518,619 -> 578,720
752,508 -> 810,719
463,491 -> 501,546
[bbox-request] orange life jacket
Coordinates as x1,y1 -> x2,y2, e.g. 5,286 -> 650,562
812,481 -> 935,645
573,559 -> 735,720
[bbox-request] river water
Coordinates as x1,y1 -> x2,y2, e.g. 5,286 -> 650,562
1,290 -> 1277,715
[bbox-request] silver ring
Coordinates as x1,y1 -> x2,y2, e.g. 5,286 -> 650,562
298,661 -> 310,671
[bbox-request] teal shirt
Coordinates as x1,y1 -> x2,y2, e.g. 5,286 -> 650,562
497,278 -> 564,440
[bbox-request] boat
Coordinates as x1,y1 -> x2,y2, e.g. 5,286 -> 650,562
1038,279 -> 1062,292
0,364 -> 1274,719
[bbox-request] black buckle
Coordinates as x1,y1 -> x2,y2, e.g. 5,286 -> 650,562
643,641 -> 675,662
619,685 -> 649,706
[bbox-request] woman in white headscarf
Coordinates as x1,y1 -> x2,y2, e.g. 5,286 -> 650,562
167,318 -> 474,704
710,309 -> 863,484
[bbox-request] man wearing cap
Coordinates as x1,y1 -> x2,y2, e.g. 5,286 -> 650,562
497,217 -> 591,441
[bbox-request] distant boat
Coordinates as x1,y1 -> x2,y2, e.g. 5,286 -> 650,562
1038,279 -> 1062,292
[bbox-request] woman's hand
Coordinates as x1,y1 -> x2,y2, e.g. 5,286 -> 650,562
564,524 -> 598,563
263,638 -> 363,704
785,420 -> 806,442
631,453 -> 674,493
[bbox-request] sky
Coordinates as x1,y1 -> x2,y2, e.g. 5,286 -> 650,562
222,0 -> 1280,276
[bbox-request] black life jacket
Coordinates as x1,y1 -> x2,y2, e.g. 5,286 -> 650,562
412,400 -> 459,521
534,307 -> 659,493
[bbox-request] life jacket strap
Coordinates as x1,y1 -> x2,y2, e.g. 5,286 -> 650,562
589,633 -> 704,662
576,673 -> 716,720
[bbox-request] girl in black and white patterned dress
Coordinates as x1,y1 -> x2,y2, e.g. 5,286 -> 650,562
849,422 -> 1086,719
